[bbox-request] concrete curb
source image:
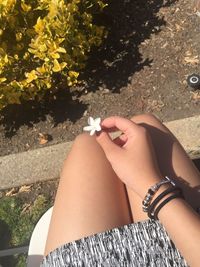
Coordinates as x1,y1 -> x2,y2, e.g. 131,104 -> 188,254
1,115 -> 200,190
0,141 -> 73,190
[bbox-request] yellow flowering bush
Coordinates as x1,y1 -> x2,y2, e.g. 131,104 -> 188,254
0,0 -> 107,110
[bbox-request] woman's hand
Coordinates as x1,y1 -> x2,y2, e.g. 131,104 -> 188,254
96,116 -> 200,267
96,116 -> 163,198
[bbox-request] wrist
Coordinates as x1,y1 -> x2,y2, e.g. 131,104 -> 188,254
138,174 -> 164,199
142,177 -> 183,220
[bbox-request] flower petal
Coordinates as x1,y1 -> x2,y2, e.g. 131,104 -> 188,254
90,128 -> 96,136
94,117 -> 101,125
95,124 -> 101,131
83,126 -> 93,131
88,117 -> 94,125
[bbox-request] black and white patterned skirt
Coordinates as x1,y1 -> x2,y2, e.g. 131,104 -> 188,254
41,219 -> 188,267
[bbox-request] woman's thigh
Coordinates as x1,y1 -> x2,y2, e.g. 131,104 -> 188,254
45,133 -> 132,255
126,113 -> 200,222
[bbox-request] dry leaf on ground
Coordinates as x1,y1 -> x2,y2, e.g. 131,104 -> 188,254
5,188 -> 18,196
183,55 -> 199,65
21,203 -> 31,214
147,99 -> 165,112
19,185 -> 32,193
191,92 -> 200,100
38,133 -> 49,145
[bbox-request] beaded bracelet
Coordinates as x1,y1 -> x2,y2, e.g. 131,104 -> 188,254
142,176 -> 175,212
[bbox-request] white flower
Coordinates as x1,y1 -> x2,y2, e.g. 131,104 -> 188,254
83,117 -> 101,136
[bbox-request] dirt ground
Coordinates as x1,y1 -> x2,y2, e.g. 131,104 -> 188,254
0,180 -> 58,204
0,0 -> 200,156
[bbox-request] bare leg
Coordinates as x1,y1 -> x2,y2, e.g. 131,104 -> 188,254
126,114 -> 200,222
44,133 -> 132,256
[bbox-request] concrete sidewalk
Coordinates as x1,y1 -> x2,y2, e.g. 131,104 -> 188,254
1,115 -> 200,190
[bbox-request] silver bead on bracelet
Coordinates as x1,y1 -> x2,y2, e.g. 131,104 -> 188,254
142,176 -> 176,212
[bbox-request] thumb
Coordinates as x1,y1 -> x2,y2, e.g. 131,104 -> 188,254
96,131 -> 121,158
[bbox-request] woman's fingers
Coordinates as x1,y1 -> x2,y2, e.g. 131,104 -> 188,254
96,131 -> 121,158
113,134 -> 128,147
101,126 -> 120,133
101,116 -> 139,137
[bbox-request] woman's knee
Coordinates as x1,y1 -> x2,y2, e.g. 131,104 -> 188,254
130,113 -> 177,148
73,132 -> 98,149
61,133 -> 101,178
69,132 -> 105,162
74,132 -> 91,143
131,113 -> 162,127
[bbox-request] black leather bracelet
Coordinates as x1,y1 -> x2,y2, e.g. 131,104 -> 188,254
142,176 -> 174,212
147,186 -> 182,219
153,191 -> 183,220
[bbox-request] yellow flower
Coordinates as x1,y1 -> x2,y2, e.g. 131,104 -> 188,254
39,44 -> 47,52
57,47 -> 66,53
25,70 -> 38,83
0,77 -> 7,83
4,55 -> 9,63
21,1 -> 32,12
14,54 -> 19,60
34,17 -> 45,33
23,52 -> 30,60
51,52 -> 60,59
52,59 -> 67,72
68,71 -> 79,78
52,59 -> 61,72
36,65 -> 45,74
16,32 -> 22,41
